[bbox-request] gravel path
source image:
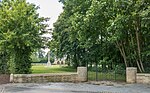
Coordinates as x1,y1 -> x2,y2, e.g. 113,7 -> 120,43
0,82 -> 150,93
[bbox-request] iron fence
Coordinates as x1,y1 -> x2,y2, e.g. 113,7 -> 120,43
87,64 -> 126,82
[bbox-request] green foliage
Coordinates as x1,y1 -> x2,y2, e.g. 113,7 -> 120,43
0,0 -> 48,74
0,51 -> 9,74
51,0 -> 150,72
31,49 -> 47,63
114,64 -> 126,75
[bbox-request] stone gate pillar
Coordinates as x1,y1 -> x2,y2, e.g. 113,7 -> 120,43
77,67 -> 87,82
126,67 -> 137,83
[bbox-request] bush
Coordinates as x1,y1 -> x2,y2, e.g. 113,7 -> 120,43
114,64 -> 126,75
0,52 -> 9,74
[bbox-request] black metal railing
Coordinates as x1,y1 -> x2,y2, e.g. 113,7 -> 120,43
87,65 -> 126,81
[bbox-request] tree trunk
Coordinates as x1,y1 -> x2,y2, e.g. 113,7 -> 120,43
115,41 -> 128,67
130,33 -> 142,72
135,31 -> 144,72
135,15 -> 145,72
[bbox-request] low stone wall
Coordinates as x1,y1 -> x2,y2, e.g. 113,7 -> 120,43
126,67 -> 150,84
136,73 -> 150,84
11,73 -> 78,83
10,67 -> 87,83
0,74 -> 10,84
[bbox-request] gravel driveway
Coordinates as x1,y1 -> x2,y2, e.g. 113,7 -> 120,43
0,82 -> 150,93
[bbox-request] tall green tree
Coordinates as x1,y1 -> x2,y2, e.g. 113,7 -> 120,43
0,0 -> 48,74
51,0 -> 150,72
107,0 -> 150,72
50,0 -> 93,68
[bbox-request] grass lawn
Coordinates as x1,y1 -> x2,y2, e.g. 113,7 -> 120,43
31,65 -> 76,74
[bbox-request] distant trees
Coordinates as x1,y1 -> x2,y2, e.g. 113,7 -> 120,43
31,49 -> 47,63
50,0 -> 150,72
0,0 -> 48,74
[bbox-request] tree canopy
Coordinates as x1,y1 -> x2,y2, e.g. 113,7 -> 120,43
0,0 -> 48,74
50,0 -> 150,72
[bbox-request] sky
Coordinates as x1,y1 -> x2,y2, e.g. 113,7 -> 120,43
26,0 -> 63,52
26,0 -> 63,29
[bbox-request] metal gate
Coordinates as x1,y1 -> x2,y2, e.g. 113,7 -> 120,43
87,63 -> 126,81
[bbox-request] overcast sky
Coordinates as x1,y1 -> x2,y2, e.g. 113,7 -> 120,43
26,0 -> 63,28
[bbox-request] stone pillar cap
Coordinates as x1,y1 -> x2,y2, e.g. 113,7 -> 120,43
127,67 -> 137,69
78,67 -> 87,68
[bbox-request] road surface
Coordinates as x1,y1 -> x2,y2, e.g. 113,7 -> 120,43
0,82 -> 150,93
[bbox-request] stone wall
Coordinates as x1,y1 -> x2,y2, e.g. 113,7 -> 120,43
0,74 -> 10,84
11,73 -> 78,83
126,67 -> 150,84
10,67 -> 87,83
136,73 -> 150,84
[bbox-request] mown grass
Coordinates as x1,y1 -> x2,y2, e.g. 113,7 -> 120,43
31,65 -> 76,74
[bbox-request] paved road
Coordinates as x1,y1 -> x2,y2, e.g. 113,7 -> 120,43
0,82 -> 150,93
